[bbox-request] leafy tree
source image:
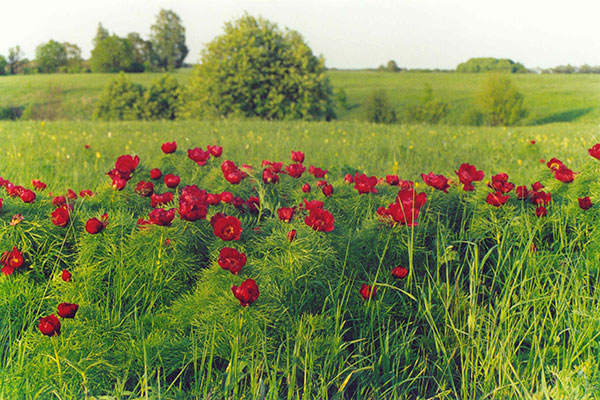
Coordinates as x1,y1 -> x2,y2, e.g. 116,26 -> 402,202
141,74 -> 180,119
150,9 -> 188,70
93,23 -> 109,47
8,46 -> 25,74
475,74 -> 527,126
457,58 -> 527,73
35,40 -> 68,73
364,90 -> 396,123
180,14 -> 335,120
127,32 -> 155,72
93,72 -> 144,120
386,60 -> 401,72
0,55 -> 7,75
90,35 -> 134,73
63,42 -> 83,72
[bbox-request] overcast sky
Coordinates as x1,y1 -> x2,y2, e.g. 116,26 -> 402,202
1,0 -> 599,69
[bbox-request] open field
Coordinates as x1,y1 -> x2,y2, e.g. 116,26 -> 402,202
1,119 -> 600,398
1,70 -> 600,124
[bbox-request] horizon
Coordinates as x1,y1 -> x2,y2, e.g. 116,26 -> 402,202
1,0 -> 600,70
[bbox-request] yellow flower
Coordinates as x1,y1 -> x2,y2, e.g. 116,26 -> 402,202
96,152 -> 101,159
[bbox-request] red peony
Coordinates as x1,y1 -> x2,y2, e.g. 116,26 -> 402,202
32,179 -> 47,191
486,192 -> 510,207
218,247 -> 247,275
149,208 -> 176,226
578,196 -> 593,210
231,279 -> 260,307
164,174 -> 181,188
1,246 -> 24,276
161,141 -> 177,154
51,205 -> 71,227
386,175 -> 400,186
207,193 -> 221,205
305,207 -> 335,232
278,207 -> 296,223
57,303 -> 79,319
151,192 -> 174,207
135,181 -> 154,197
178,185 -> 208,221
67,189 -> 78,200
360,284 -> 377,300
150,168 -> 162,180
61,269 -> 71,282
287,229 -> 297,242
322,184 -> 334,197
344,174 -> 354,184
535,206 -> 547,217
20,189 -> 36,203
421,172 -> 450,193
554,166 -> 576,183
291,150 -> 305,163
39,314 -> 61,336
515,185 -> 529,200
246,196 -> 260,214
531,190 -> 551,206
488,173 -> 515,194
52,195 -> 66,206
354,173 -> 378,194
455,163 -> 484,191
80,189 -> 94,197
588,144 -> 600,160
208,145 -> 223,157
213,215 -> 242,241
220,191 -> 233,203
391,266 -> 408,279
115,155 -> 140,175
85,214 -> 108,234
262,168 -> 279,184
285,163 -> 306,178
188,147 -> 210,166
308,165 -> 328,178
302,183 -> 311,193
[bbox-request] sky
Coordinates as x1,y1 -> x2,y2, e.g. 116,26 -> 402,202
1,0 -> 599,70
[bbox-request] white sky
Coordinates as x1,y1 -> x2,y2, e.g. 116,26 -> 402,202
1,0 -> 599,69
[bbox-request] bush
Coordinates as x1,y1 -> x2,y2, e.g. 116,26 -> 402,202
140,74 -> 180,120
93,73 -> 144,120
474,74 -> 527,126
364,90 -> 396,123
402,84 -> 449,124
90,35 -> 135,73
179,14 -> 335,120
457,57 -> 527,73
0,55 -> 7,75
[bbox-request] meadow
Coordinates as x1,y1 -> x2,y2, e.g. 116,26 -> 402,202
1,70 -> 600,124
1,115 -> 600,399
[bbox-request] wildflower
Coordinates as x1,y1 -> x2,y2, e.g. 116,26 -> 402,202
149,208 -> 176,226
231,279 -> 260,307
308,165 -> 328,178
80,189 -> 94,197
455,163 -> 484,191
578,197 -> 593,210
515,185 -> 529,199
285,163 -> 305,178
287,229 -> 297,242
218,247 -> 246,275
220,191 -> 233,203
360,284 -> 377,300
291,150 -> 305,163
486,192 -> 510,207
164,174 -> 181,188
305,207 -> 335,232
85,214 -> 108,234
535,206 -> 547,217
245,196 -> 260,214
135,181 -> 154,197
20,189 -> 36,203
115,155 -> 139,175
57,303 -> 79,319
188,147 -> 210,166
1,246 -> 24,276
391,266 -> 408,279
278,207 -> 296,223
488,173 -> 514,194
354,173 -> 378,194
179,185 -> 208,221
32,179 -> 46,191
61,269 -> 71,282
51,205 -> 71,227
150,168 -> 162,180
322,184 -> 334,197
39,314 -> 61,336
421,172 -> 450,193
588,144 -> 600,160
208,145 -> 223,157
262,168 -> 279,184
302,183 -> 311,193
161,141 -> 177,154
344,174 -> 354,184
212,215 -> 242,241
67,189 -> 78,200
151,192 -> 174,207
386,175 -> 400,186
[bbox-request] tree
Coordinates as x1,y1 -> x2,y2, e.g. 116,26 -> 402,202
180,14 -> 335,120
386,60 -> 401,72
93,23 -> 109,47
127,32 -> 155,72
475,74 -> 527,126
0,55 -> 7,75
150,9 -> 188,70
8,46 -> 24,74
63,42 -> 83,72
36,40 -> 68,73
457,58 -> 527,73
364,90 -> 396,123
90,35 -> 134,73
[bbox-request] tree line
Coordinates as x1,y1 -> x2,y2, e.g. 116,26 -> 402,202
0,9 -> 187,75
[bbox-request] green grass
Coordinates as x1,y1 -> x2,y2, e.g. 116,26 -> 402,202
1,119 -> 600,399
1,70 -> 600,124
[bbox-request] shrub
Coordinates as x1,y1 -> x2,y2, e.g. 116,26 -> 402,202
140,74 -> 180,120
179,14 -> 335,120
474,74 -> 527,126
364,90 -> 396,123
402,84 -> 449,124
0,55 -> 7,75
457,57 -> 527,73
93,73 -> 144,120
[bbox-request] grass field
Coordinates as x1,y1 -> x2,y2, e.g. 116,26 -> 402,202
1,118 -> 600,399
1,70 -> 600,124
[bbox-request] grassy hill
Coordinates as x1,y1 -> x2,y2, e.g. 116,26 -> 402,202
1,70 -> 599,124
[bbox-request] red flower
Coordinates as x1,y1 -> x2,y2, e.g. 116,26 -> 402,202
85,144 -> 90,149
316,180 -> 327,188
287,229 -> 297,242
161,141 -> 177,154
246,196 -> 260,214
151,192 -> 174,207
291,150 -> 305,163
486,192 -> 510,207
208,145 -> 223,157
220,191 -> 233,203
305,207 -> 335,232
589,144 -> 600,160
262,168 -> 279,184
380,188 -> 427,227
164,174 -> 181,188
225,170 -> 243,185
207,193 -> 221,205
546,158 -> 565,172
232,197 -> 244,208
218,247 -> 246,275
391,266 -> 408,279
285,163 -> 306,178
354,173 -> 378,194
344,174 -> 354,184
178,185 -> 208,221
213,215 -> 242,241
322,184 -> 334,197
308,165 -> 328,178
1,246 -> 24,276
61,269 -> 71,282
135,181 -> 154,197
535,206 -> 547,217
57,303 -> 79,319
0,198 -> 2,211
578,196 -> 593,210
20,189 -> 36,203
531,182 -> 544,192
150,168 -> 162,180
85,214 -> 108,234
554,166 -> 575,183
137,217 -> 152,229
531,190 -> 551,206
455,163 -> 484,191
67,189 -> 78,200
231,279 -> 260,307
303,199 -> 324,212
278,207 -> 296,223
188,147 -> 211,166
80,189 -> 94,197
115,155 -> 140,175
51,205 -> 71,227
421,172 -> 450,193
221,160 -> 237,174
32,179 -> 47,191
488,173 -> 515,194
360,284 -> 377,300
38,314 -> 61,336
302,183 -> 311,193
149,208 -> 176,226
52,195 -> 66,206
515,185 -> 529,199
386,175 -> 400,186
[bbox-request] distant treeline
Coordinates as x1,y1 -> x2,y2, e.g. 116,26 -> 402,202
0,9 -> 187,75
